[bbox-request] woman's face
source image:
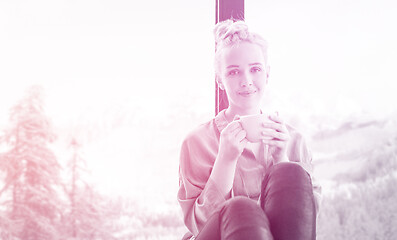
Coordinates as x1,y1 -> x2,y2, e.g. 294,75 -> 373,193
218,41 -> 269,112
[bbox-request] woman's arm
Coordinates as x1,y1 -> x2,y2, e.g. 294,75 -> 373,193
178,118 -> 247,235
178,136 -> 227,236
210,119 -> 247,197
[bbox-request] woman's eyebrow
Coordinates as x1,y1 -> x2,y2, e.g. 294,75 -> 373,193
227,65 -> 239,68
249,63 -> 263,66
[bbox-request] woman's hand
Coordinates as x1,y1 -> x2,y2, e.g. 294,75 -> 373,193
210,115 -> 248,197
260,114 -> 290,164
218,115 -> 248,163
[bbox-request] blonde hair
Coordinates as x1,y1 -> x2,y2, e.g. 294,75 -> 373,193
214,19 -> 268,77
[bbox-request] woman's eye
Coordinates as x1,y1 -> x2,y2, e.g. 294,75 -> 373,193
228,70 -> 239,76
251,67 -> 262,73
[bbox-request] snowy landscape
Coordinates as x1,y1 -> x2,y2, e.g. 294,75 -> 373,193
0,86 -> 396,239
1,0 -> 397,239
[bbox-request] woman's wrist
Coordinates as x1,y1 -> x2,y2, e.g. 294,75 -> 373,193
210,156 -> 238,197
217,150 -> 239,164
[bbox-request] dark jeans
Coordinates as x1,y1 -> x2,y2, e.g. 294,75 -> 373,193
195,162 -> 316,240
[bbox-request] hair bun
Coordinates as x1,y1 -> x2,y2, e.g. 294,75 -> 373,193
213,19 -> 268,76
214,19 -> 249,51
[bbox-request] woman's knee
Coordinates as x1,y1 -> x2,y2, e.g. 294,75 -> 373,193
263,163 -> 313,192
261,163 -> 315,210
221,197 -> 257,215
271,162 -> 310,180
219,197 -> 273,240
221,198 -> 270,224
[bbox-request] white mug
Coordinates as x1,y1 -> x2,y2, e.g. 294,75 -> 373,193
240,114 -> 273,142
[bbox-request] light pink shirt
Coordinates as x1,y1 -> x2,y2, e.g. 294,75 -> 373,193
178,110 -> 321,236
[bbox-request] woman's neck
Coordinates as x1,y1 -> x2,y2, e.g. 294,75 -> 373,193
224,106 -> 261,122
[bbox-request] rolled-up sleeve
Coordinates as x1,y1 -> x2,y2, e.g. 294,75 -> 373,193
177,130 -> 227,236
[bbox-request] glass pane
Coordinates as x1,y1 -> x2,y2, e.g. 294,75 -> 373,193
246,1 -> 397,240
246,0 -> 396,119
0,1 -> 214,238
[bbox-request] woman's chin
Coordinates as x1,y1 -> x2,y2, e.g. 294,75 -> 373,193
239,97 -> 262,106
234,103 -> 261,112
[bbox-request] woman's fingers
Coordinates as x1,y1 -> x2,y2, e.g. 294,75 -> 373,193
222,121 -> 241,137
261,114 -> 291,164
229,120 -> 241,130
268,114 -> 283,124
263,114 -> 288,132
222,120 -> 247,144
235,128 -> 247,142
261,129 -> 289,141
262,122 -> 284,132
229,122 -> 243,135
261,139 -> 286,148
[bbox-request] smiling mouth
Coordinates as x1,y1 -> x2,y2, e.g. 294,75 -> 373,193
239,91 -> 257,96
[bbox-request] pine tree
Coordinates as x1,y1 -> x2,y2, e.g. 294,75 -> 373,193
68,138 -> 82,239
0,86 -> 63,240
63,137 -> 116,240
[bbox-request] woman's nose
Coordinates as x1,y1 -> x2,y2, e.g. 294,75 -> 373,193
241,73 -> 253,87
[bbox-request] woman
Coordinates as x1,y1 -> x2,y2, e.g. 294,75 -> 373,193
178,19 -> 321,240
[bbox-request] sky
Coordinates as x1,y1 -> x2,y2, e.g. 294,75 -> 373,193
245,0 -> 397,118
1,0 -> 396,124
1,0 -> 397,198
0,0 -> 215,125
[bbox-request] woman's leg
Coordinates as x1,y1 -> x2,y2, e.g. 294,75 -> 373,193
195,210 -> 221,240
219,197 -> 273,240
196,197 -> 273,240
261,162 -> 316,240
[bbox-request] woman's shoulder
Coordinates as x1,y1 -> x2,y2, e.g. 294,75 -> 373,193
179,118 -> 220,168
183,118 -> 219,145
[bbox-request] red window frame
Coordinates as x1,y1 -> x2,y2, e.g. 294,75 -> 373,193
215,0 -> 245,115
